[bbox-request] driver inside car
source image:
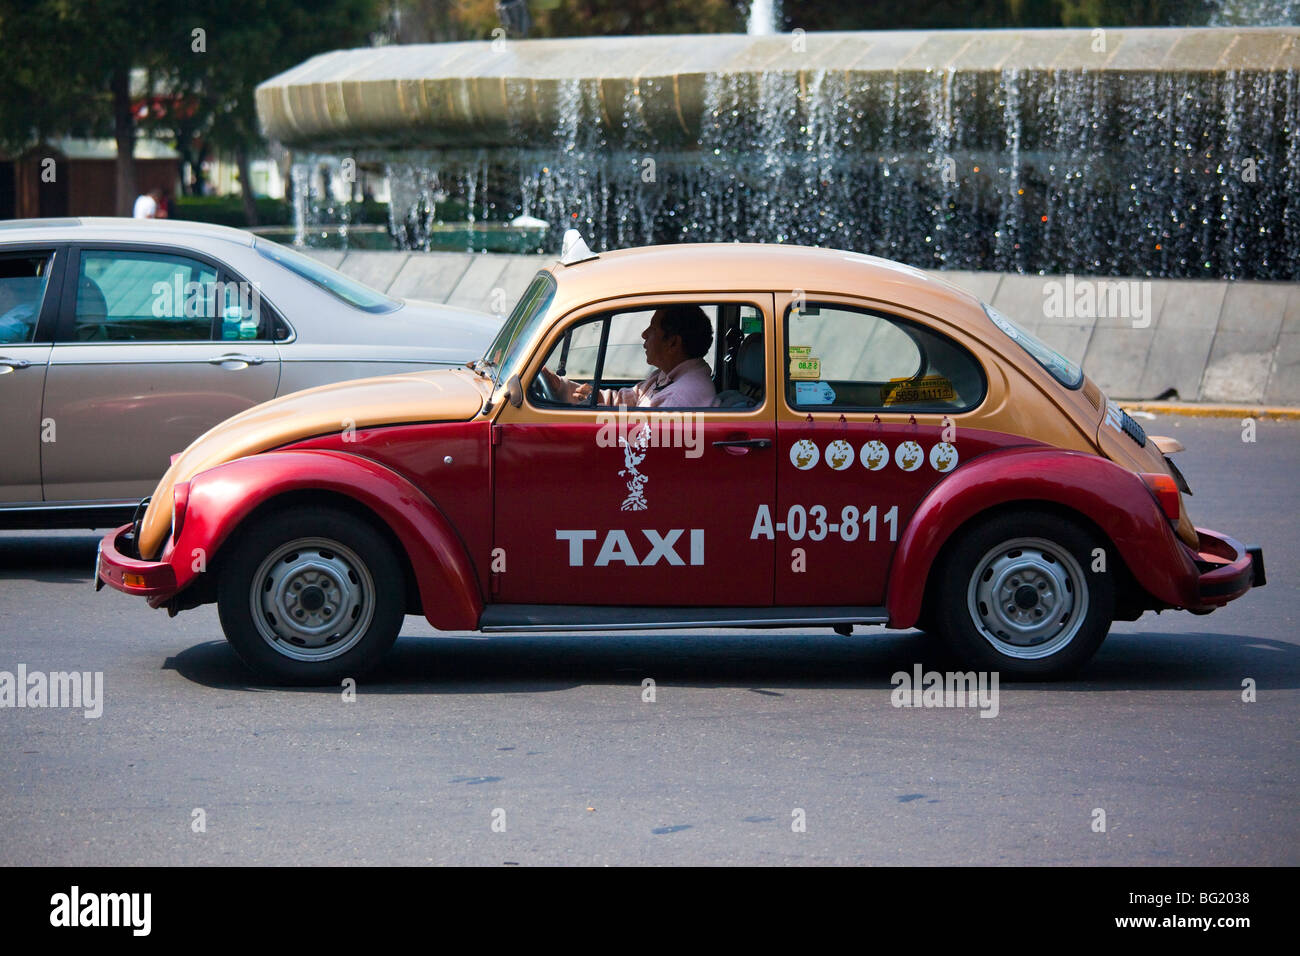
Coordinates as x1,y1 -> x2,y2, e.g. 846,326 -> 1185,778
540,304 -> 717,408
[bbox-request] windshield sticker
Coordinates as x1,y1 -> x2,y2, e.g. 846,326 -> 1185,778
795,381 -> 836,404
790,438 -> 819,470
618,424 -> 650,511
790,356 -> 821,380
881,375 -> 955,405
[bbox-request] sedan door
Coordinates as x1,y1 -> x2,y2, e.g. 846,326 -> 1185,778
0,246 -> 63,505
41,245 -> 281,504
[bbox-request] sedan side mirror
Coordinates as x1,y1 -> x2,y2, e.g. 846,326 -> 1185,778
506,374 -> 523,408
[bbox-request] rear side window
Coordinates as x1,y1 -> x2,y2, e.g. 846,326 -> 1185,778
76,250 -> 218,341
0,252 -> 53,344
784,302 -> 986,412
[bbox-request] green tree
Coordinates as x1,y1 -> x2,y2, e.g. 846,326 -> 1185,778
0,0 -> 383,220
166,0 -> 383,224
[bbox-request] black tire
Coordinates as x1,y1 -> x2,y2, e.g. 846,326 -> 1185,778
217,507 -> 405,685
930,511 -> 1115,680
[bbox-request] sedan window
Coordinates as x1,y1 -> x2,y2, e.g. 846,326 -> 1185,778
0,252 -> 53,344
254,239 -> 398,313
75,250 -> 219,342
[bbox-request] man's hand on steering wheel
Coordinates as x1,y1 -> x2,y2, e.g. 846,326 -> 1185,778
538,366 -> 590,405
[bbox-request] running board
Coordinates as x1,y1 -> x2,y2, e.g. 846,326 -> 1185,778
479,605 -> 889,632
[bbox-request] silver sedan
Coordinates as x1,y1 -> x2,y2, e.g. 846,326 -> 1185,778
0,217 -> 501,527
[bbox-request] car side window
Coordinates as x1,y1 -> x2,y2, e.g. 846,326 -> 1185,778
785,302 -> 986,412
75,250 -> 219,342
0,252 -> 54,344
529,304 -> 729,409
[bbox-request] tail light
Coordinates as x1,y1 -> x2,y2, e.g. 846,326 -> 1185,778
1140,473 -> 1180,521
172,482 -> 191,543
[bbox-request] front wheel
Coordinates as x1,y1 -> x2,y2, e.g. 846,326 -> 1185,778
217,508 -> 405,685
931,512 -> 1115,680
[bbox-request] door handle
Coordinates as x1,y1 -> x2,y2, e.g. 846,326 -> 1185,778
208,353 -> 265,366
712,437 -> 771,456
0,357 -> 32,371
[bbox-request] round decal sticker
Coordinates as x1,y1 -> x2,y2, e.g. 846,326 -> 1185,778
860,439 -> 889,471
825,439 -> 855,471
930,441 -> 958,472
895,440 -> 924,472
789,439 -> 819,470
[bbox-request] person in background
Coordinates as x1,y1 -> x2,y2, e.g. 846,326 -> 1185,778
132,188 -> 164,219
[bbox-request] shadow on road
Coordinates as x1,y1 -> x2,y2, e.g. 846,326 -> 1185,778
162,628 -> 1299,694
0,533 -> 99,584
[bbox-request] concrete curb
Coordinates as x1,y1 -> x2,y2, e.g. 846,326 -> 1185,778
1120,402 -> 1300,420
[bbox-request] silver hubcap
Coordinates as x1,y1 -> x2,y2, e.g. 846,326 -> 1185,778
966,537 -> 1088,660
250,537 -> 375,662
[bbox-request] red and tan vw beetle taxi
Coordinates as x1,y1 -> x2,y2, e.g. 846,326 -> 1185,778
97,235 -> 1265,683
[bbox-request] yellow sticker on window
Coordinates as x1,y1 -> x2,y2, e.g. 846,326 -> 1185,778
790,357 -> 821,380
880,375 -> 956,405
788,345 -> 811,358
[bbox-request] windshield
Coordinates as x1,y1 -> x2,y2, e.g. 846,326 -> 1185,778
483,271 -> 556,384
983,303 -> 1083,389
255,239 -> 399,313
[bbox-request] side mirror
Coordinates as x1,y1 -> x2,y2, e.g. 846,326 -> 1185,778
506,374 -> 523,408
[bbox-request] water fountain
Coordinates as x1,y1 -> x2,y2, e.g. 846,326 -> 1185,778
257,28 -> 1300,279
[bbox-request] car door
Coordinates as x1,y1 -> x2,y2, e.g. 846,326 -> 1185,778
40,244 -> 281,504
0,246 -> 64,505
492,294 -> 777,607
773,292 -> 991,607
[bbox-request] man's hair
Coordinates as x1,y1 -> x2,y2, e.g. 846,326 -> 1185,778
657,304 -> 713,359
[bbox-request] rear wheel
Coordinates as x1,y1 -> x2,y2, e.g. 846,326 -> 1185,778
217,508 -> 405,685
932,512 -> 1114,679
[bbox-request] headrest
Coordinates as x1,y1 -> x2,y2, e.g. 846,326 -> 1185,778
738,333 -> 764,388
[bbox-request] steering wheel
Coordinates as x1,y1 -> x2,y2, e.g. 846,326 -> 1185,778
533,367 -> 562,405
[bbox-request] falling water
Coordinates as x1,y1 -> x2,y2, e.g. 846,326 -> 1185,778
747,0 -> 780,36
291,66 -> 1300,279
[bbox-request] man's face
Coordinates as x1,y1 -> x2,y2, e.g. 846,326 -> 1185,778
642,311 -> 681,373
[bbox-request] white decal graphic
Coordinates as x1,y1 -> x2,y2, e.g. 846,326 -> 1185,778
556,529 -> 704,566
860,439 -> 888,471
895,440 -> 924,472
619,423 -> 650,511
825,439 -> 854,471
790,438 -> 819,470
930,441 -> 958,472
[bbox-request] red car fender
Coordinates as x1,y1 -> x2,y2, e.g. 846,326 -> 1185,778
885,446 -> 1199,628
173,450 -> 482,630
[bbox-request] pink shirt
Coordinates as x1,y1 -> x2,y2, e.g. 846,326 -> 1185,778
599,358 -> 716,408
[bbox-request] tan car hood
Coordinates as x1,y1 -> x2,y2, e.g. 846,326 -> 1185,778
137,367 -> 487,559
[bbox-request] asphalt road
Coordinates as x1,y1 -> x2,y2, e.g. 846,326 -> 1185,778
0,414 -> 1295,866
